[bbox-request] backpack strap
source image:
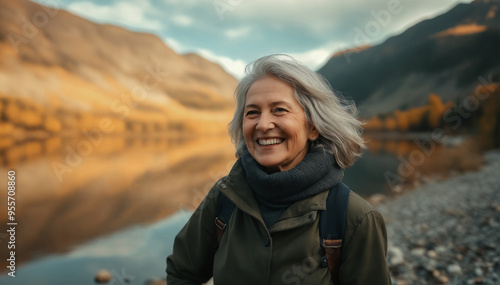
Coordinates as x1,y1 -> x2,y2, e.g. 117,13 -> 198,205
215,192 -> 236,243
319,182 -> 350,285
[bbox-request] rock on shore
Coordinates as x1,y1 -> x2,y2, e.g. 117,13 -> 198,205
377,150 -> 500,285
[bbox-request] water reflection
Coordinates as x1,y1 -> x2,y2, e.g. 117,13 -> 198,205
0,135 -> 236,273
0,210 -> 191,285
345,134 -> 483,196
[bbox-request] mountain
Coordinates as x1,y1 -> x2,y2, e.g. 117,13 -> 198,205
318,0 -> 500,117
0,0 -> 237,138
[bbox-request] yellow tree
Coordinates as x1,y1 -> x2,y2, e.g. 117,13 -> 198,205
364,115 -> 383,131
384,116 -> 397,131
427,93 -> 445,128
393,110 -> 410,131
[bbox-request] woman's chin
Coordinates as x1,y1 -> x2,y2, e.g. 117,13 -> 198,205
256,159 -> 297,173
254,159 -> 282,173
263,165 -> 281,174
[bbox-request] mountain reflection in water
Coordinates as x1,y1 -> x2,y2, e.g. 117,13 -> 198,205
0,135 -> 236,274
0,210 -> 191,285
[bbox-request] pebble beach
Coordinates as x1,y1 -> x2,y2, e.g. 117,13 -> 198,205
378,150 -> 500,285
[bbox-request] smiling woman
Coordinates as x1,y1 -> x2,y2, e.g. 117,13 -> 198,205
242,76 -> 318,172
230,54 -> 366,169
166,54 -> 391,285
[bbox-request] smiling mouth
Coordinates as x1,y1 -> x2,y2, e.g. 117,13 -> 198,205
257,138 -> 284,146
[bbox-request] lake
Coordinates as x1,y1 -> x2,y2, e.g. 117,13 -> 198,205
0,133 -> 483,284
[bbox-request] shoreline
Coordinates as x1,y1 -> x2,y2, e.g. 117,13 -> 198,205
376,149 -> 500,284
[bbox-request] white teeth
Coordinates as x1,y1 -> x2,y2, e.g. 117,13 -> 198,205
258,138 -> 283,146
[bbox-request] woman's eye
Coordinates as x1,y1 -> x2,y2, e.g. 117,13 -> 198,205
245,110 -> 258,116
274,108 -> 288,113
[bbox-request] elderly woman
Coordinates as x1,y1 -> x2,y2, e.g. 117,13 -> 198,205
166,55 -> 391,284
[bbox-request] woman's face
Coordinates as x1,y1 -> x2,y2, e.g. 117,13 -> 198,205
242,76 -> 318,173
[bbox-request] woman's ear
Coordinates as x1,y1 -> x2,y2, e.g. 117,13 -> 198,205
309,125 -> 319,141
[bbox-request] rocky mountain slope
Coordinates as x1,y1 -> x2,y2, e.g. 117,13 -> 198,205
318,0 -> 500,117
0,0 -> 237,139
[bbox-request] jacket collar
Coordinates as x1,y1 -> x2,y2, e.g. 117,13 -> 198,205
219,159 -> 262,223
218,159 -> 329,232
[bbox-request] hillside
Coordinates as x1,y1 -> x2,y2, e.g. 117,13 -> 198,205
318,0 -> 500,117
0,0 -> 237,140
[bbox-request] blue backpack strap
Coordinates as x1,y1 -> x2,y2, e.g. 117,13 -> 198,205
319,182 -> 350,284
215,192 -> 236,243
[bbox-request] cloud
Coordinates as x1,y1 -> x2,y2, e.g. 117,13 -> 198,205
170,15 -> 193,27
224,26 -> 252,39
162,38 -> 247,79
288,41 -> 349,70
66,1 -> 163,31
163,37 -> 186,53
196,49 -> 247,79
162,37 -> 247,79
193,41 -> 346,80
217,0 -> 471,42
226,1 -> 359,33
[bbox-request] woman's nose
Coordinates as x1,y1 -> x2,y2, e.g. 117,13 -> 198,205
256,112 -> 275,131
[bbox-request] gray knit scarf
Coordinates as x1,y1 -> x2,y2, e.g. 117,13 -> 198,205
240,146 -> 344,227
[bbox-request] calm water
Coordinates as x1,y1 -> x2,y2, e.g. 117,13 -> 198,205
0,134 -> 482,284
0,210 -> 192,285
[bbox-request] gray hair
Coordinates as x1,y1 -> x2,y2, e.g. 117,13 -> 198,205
228,54 -> 365,169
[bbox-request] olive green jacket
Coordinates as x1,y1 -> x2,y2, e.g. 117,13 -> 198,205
166,159 -> 391,285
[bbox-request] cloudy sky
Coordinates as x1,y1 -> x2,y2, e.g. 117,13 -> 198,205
35,0 -> 472,78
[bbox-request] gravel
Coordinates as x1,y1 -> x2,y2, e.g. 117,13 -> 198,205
377,150 -> 500,285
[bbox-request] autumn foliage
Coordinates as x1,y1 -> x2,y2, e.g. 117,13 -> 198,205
366,93 -> 468,131
364,83 -> 500,149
